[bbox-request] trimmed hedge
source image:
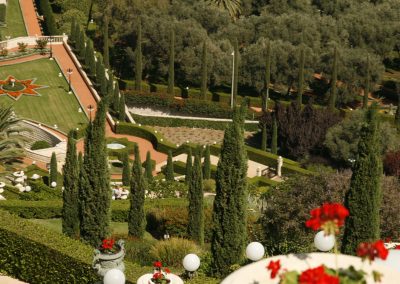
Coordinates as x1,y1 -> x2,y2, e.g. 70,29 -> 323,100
0,4 -> 6,25
37,0 -> 59,35
30,140 -> 51,150
131,113 -> 259,132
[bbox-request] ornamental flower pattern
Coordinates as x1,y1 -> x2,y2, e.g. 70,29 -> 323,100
0,75 -> 47,100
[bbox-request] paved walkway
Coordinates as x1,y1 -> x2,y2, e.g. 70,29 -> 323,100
0,275 -> 28,284
19,0 -> 42,36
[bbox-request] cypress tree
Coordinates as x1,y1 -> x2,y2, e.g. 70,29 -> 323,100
262,40 -> 271,112
328,47 -> 338,111
62,131 -> 80,238
78,29 -> 86,59
112,80 -> 120,112
363,56 -> 370,109
203,145 -> 211,180
100,74 -> 108,97
103,14 -> 110,69
185,148 -> 193,184
79,99 -> 111,247
118,93 -> 126,121
128,145 -> 147,238
395,89 -> 400,132
107,70 -> 114,99
164,150 -> 174,181
144,151 -> 154,183
232,38 -> 239,108
261,123 -> 267,151
341,106 -> 382,255
39,0 -> 58,35
167,27 -> 175,97
73,22 -> 81,49
95,53 -> 104,85
70,18 -> 77,43
297,46 -> 305,107
188,149 -> 204,245
85,39 -> 93,71
200,41 -> 208,100
135,17 -> 142,91
211,104 -> 248,276
271,115 -> 278,155
122,151 -> 131,186
50,152 -> 57,184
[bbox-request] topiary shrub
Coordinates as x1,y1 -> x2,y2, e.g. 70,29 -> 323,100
149,237 -> 201,268
30,140 -> 51,150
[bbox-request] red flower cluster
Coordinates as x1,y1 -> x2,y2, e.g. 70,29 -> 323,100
306,203 -> 349,234
153,261 -> 162,268
266,260 -> 281,279
153,272 -> 163,280
101,239 -> 115,250
357,240 -> 389,262
299,266 -> 339,284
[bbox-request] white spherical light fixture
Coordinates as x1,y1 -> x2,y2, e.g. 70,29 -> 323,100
51,181 -> 57,188
183,254 -> 200,272
25,186 -> 32,192
103,269 -> 125,284
314,231 -> 335,252
375,250 -> 400,273
246,242 -> 265,261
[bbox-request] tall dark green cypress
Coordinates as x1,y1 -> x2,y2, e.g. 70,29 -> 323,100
135,17 -> 142,91
77,29 -> 86,59
203,145 -> 211,180
39,0 -> 58,35
211,104 -> 248,276
167,27 -> 175,97
261,123 -> 267,151
128,145 -> 147,238
73,22 -> 81,49
200,41 -> 208,100
103,14 -> 110,69
50,152 -> 57,184
185,148 -> 193,184
297,46 -> 305,107
395,90 -> 400,131
96,54 -> 105,86
107,70 -> 114,99
232,38 -> 239,108
363,56 -> 370,109
118,93 -> 126,121
271,115 -> 278,155
262,40 -> 271,112
164,150 -> 174,181
112,80 -> 120,112
85,39 -> 95,74
188,149 -> 204,245
328,47 -> 338,111
79,99 -> 111,246
341,106 -> 382,255
70,18 -> 77,43
62,131 -> 80,238
144,151 -> 154,183
122,151 -> 131,186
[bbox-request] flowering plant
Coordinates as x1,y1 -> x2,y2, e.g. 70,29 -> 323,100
266,203 -> 389,283
99,239 -> 119,254
151,261 -> 171,284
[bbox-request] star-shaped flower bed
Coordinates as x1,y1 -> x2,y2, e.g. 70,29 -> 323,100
0,75 -> 47,100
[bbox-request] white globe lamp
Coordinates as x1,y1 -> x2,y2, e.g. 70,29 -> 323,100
183,254 -> 200,272
246,242 -> 265,261
314,231 -> 335,252
25,186 -> 32,192
103,269 -> 125,284
51,181 -> 57,188
375,250 -> 400,273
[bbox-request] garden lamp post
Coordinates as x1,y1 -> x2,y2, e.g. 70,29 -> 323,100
230,51 -> 235,109
87,104 -> 94,122
183,254 -> 200,279
163,232 -> 170,240
67,68 -> 73,93
246,242 -> 265,262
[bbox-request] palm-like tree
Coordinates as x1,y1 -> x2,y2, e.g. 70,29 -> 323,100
0,105 -> 26,166
208,0 -> 242,20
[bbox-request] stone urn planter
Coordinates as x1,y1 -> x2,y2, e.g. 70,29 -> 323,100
92,239 -> 126,277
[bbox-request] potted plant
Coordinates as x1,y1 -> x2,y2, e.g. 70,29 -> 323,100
92,239 -> 126,277
150,261 -> 171,284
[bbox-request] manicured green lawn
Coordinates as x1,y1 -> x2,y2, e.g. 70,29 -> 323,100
0,0 -> 27,38
0,58 -> 88,132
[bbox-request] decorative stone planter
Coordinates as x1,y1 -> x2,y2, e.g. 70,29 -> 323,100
92,239 -> 126,277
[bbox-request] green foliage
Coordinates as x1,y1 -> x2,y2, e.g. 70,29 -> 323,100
342,106 -> 383,255
38,0 -> 59,35
200,41 -> 208,100
135,17 -> 142,91
125,237 -> 157,266
78,29 -> 86,59
363,57 -> 370,109
164,150 -> 175,181
211,105 -> 248,276
185,148 -> 192,185
232,38 -> 239,107
118,93 -> 126,121
69,17 -> 77,43
50,152 -> 57,184
84,39 -> 96,76
148,180 -> 188,199
0,4 -> 6,24
262,40 -> 271,112
396,92 -> 400,131
261,123 -> 267,151
112,80 -> 120,112
203,145 -> 211,180
167,27 -> 175,96
297,46 -> 305,106
144,151 -> 154,183
128,144 -> 147,238
271,116 -> 278,154
187,150 -> 204,245
149,238 -> 201,268
121,151 -> 131,186
30,140 -> 51,150
62,131 -> 79,238
103,14 -> 109,69
328,47 -> 338,110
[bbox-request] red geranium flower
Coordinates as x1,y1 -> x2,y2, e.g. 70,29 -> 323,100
152,272 -> 163,280
101,239 -> 115,250
396,245 -> 400,250
299,266 -> 339,284
164,268 -> 171,274
153,261 -> 162,268
266,260 -> 281,279
306,203 -> 349,235
357,240 -> 389,262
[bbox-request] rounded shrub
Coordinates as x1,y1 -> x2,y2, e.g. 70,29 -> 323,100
31,140 -> 51,150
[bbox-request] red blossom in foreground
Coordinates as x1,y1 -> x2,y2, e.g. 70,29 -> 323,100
164,268 -> 171,274
153,261 -> 162,268
266,260 -> 281,279
299,266 -> 339,284
306,203 -> 349,234
101,239 -> 115,250
152,272 -> 163,280
357,240 -> 389,262
396,245 -> 400,250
